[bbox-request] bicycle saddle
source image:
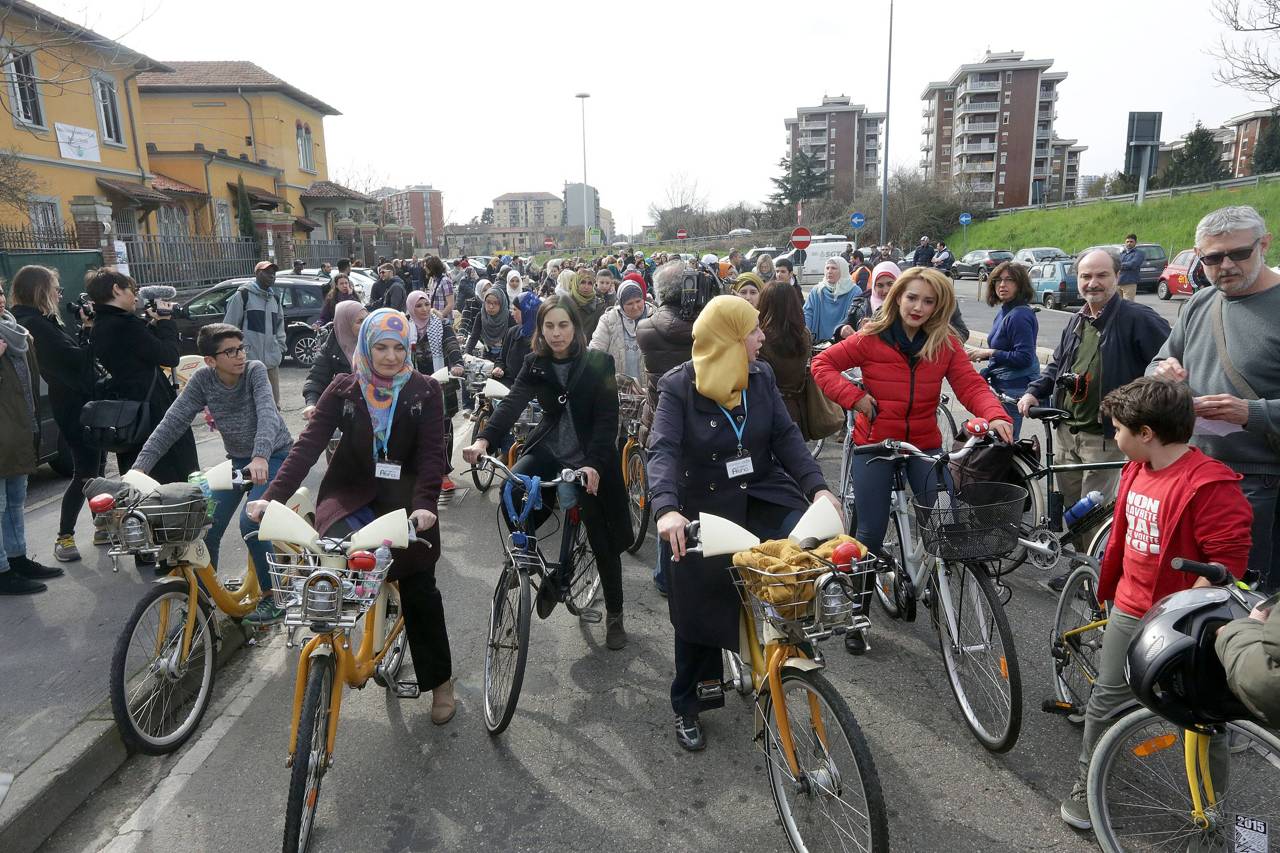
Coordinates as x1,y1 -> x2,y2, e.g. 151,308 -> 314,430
1027,406 -> 1070,421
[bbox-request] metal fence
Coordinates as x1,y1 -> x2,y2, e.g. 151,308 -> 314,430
293,239 -> 348,267
121,235 -> 259,291
0,222 -> 78,251
989,170 -> 1280,218
372,242 -> 395,260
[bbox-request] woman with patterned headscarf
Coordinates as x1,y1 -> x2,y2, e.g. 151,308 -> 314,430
251,308 -> 458,723
567,269 -> 606,339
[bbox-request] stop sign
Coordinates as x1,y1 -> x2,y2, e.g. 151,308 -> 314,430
676,229 -> 688,240
790,227 -> 812,250
543,238 -> 554,249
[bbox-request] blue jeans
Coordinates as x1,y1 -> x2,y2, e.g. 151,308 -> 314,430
1240,473 -> 1280,592
206,451 -> 288,591
849,448 -> 946,556
987,375 -> 1034,439
0,475 -> 29,568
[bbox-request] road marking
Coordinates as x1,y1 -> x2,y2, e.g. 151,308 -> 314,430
94,642 -> 286,853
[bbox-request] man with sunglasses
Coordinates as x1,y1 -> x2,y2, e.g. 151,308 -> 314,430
1150,205 -> 1280,592
128,323 -> 294,623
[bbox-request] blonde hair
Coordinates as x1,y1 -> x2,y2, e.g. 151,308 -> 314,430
11,264 -> 61,318
861,267 -> 959,361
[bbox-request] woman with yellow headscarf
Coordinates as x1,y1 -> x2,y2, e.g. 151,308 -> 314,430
647,295 -> 840,751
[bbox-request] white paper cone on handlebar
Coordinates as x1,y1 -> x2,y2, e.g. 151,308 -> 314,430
204,459 -> 235,491
121,468 -> 161,493
259,500 -> 320,551
787,499 -> 844,546
482,378 -> 509,399
348,508 -> 410,552
430,366 -> 452,383
697,513 -> 760,558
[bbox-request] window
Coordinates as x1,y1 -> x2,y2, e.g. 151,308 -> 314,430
1000,152 -> 1007,165
188,288 -> 234,316
291,286 -> 322,308
944,90 -> 953,101
296,122 -> 315,172
5,50 -> 44,127
942,145 -> 951,155
28,199 -> 58,235
1003,112 -> 1010,125
830,125 -> 837,138
158,205 -> 189,237
1005,71 -> 1012,83
94,75 -> 124,145
214,201 -> 232,237
1004,91 -> 1011,104
998,171 -> 1006,185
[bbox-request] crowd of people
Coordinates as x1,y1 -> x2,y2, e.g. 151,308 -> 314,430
1,203 -> 1277,834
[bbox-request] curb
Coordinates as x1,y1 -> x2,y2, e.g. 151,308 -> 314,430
0,611 -> 252,853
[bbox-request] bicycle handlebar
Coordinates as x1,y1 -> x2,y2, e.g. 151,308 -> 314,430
1170,557 -> 1232,586
465,455 -> 587,488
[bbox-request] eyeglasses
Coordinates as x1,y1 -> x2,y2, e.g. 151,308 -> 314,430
215,345 -> 247,359
1199,238 -> 1261,267
992,276 -> 1018,284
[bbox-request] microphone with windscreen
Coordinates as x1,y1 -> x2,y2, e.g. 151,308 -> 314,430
137,285 -> 179,317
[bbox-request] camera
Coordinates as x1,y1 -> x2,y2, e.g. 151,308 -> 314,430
136,285 -> 187,319
66,291 -> 94,322
678,269 -> 721,321
1056,371 -> 1087,397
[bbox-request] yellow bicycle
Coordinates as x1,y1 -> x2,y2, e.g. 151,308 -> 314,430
616,373 -> 649,553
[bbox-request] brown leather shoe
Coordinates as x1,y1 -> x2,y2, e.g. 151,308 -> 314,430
430,679 -> 456,725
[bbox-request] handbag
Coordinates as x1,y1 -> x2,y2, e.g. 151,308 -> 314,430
1210,293 -> 1280,455
798,369 -> 845,441
80,368 -> 159,453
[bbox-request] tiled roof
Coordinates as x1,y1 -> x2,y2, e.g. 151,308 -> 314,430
6,0 -> 169,72
300,181 -> 373,202
96,178 -> 172,206
494,192 -> 561,202
137,61 -> 340,116
227,183 -> 284,205
150,173 -> 204,195
295,216 -> 321,230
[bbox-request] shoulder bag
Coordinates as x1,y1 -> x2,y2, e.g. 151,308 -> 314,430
1210,292 -> 1280,455
79,338 -> 160,452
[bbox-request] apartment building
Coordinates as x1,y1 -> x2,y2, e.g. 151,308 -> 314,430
783,95 -> 884,198
493,192 -> 563,229
920,51 -> 1080,208
1158,110 -> 1276,179
380,185 -> 444,249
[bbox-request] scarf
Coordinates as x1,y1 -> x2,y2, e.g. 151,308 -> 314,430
691,295 -> 758,409
569,271 -> 596,308
885,317 -> 926,362
823,255 -> 856,297
406,290 -> 444,367
556,269 -> 578,297
478,287 -> 510,349
0,309 -> 30,353
733,271 -> 766,295
869,261 -> 901,313
353,309 -> 414,462
515,290 -> 541,339
333,300 -> 365,365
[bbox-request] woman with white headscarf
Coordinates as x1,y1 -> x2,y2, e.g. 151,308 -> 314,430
504,269 -> 523,307
802,255 -> 862,343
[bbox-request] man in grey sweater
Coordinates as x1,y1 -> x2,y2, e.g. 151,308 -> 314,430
131,323 -> 293,622
1150,205 -> 1280,591
223,260 -> 287,404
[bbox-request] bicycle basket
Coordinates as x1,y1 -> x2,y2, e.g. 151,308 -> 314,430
913,481 -> 1027,560
267,549 -> 384,628
731,535 -> 876,633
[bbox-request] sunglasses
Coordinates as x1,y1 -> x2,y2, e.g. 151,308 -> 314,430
1199,238 -> 1261,267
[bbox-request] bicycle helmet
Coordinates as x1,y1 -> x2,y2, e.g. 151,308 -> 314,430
1126,586 -> 1256,730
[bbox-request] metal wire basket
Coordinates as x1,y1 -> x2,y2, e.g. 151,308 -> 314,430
100,499 -> 211,555
913,481 -> 1028,560
266,549 -> 386,629
730,554 -> 877,639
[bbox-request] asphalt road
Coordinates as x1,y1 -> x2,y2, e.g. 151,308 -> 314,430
34,366 -> 1106,853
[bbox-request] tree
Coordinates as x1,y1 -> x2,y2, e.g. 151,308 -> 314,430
1082,176 -> 1109,198
1109,171 -> 1140,194
1253,111 -> 1280,173
768,151 -> 827,210
235,175 -> 255,239
1162,123 -> 1231,188
1213,0 -> 1280,99
0,148 -> 41,214
480,207 -> 494,224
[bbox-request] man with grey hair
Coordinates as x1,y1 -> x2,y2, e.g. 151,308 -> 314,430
1020,248 -> 1171,580
1150,204 -> 1280,591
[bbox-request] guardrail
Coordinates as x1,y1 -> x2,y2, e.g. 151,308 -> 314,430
988,169 -> 1280,217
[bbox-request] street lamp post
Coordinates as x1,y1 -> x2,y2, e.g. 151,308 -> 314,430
576,92 -> 590,250
880,0 -> 893,247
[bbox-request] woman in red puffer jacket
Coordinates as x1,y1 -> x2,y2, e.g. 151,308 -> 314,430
812,267 -> 1012,557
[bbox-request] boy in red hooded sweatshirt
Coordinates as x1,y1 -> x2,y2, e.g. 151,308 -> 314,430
1060,377 -> 1253,830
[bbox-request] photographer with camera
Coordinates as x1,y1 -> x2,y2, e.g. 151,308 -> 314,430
222,260 -> 286,404
87,269 -> 198,486
1018,249 -> 1170,561
10,266 -> 106,563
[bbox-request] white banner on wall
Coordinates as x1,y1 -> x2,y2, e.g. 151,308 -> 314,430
55,122 -> 101,163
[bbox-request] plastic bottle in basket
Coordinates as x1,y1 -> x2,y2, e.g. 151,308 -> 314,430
188,472 -> 215,518
371,540 -> 394,585
1063,490 -> 1105,528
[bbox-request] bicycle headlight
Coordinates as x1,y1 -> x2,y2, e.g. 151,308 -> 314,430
120,511 -> 150,550
302,571 -> 341,622
818,574 -> 857,624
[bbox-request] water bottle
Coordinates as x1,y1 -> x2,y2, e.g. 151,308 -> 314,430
1064,490 -> 1105,528
189,473 -> 216,519
370,540 -> 394,586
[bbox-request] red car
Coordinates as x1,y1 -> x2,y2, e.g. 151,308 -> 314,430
1157,249 -> 1198,300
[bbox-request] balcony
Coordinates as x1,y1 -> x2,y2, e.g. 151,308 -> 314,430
922,105 -> 934,117
1033,167 -> 1052,178
1034,145 -> 1051,157
955,121 -> 999,135
958,100 -> 1001,116
1036,127 -> 1052,138
921,139 -> 933,151
969,182 -> 996,193
1039,88 -> 1059,101
958,141 -> 997,154
957,78 -> 1001,98
922,119 -> 935,132
799,120 -> 827,131
959,161 -> 996,173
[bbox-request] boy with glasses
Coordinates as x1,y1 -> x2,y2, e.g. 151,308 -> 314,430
128,323 -> 294,623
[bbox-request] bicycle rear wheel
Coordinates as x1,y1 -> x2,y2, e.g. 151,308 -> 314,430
625,447 -> 650,554
564,516 -> 601,615
283,653 -> 334,853
483,561 -> 530,735
1088,708 -> 1280,853
109,582 -> 216,755
470,417 -> 494,491
932,561 -> 1023,753
1050,564 -> 1103,712
761,667 -> 890,853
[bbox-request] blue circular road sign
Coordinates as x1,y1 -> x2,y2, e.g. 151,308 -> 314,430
959,212 -> 972,226
850,212 -> 866,229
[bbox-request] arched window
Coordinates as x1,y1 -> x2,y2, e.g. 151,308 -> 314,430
297,121 -> 315,172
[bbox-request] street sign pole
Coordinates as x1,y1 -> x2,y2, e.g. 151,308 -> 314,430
958,212 -> 972,256
879,0 -> 893,247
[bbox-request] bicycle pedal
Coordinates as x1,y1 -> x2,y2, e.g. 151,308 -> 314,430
578,607 -> 603,624
393,680 -> 421,699
1041,698 -> 1077,716
695,680 -> 724,702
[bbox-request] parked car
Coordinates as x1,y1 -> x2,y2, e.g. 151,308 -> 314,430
744,246 -> 778,265
1077,243 -> 1168,293
773,235 -> 852,286
1028,259 -> 1081,310
1157,248 -> 1200,300
951,249 -> 1014,281
173,275 -> 327,366
1014,247 -> 1069,265
727,227 -> 752,237
299,267 -> 373,300
36,374 -> 73,475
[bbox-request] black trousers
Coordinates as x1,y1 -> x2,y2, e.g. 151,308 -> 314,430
399,570 -> 453,691
509,445 -> 624,614
57,422 -> 105,536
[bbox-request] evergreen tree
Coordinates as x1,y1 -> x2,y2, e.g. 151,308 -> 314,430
768,151 -> 828,208
1252,111 -> 1280,174
1109,171 -> 1140,195
235,175 -> 255,239
1162,122 -> 1230,188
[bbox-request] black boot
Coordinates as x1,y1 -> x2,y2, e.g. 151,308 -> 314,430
844,628 -> 869,656
9,554 -> 63,580
0,569 -> 46,595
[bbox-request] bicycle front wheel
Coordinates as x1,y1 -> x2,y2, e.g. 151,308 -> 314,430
1088,708 -> 1280,853
761,667 -> 890,853
283,653 -> 334,853
109,582 -> 216,755
625,446 -> 650,554
372,584 -> 406,691
1051,564 -> 1103,712
483,561 -> 530,735
564,517 -> 601,615
932,561 -> 1023,752
470,417 -> 494,491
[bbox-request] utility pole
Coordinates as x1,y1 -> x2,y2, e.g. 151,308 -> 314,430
576,93 -> 591,249
880,0 -> 894,246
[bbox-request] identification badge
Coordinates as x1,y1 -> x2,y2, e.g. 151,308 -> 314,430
375,461 -> 402,480
725,453 -> 754,479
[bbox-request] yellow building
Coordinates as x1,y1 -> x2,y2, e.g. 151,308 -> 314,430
137,60 -> 342,241
0,0 -> 171,236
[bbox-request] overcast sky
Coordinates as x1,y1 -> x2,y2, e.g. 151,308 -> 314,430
48,0 -> 1272,234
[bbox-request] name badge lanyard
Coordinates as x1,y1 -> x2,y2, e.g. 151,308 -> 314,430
717,391 -> 748,453
372,385 -> 405,463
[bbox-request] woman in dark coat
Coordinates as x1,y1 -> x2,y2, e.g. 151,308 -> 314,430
86,270 -> 197,484
302,301 -> 365,418
318,272 -> 360,324
250,309 -> 456,722
755,280 -> 812,430
649,295 -> 838,751
496,290 -> 541,384
462,296 -> 632,651
407,289 -> 463,414
465,283 -> 514,369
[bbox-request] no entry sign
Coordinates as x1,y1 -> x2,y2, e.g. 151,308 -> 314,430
791,227 -> 812,250
676,229 -> 688,240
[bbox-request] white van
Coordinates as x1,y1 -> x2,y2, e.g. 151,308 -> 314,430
774,235 -> 851,286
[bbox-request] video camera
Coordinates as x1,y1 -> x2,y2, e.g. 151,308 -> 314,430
678,268 -> 721,321
66,291 -> 94,322
137,285 -> 189,319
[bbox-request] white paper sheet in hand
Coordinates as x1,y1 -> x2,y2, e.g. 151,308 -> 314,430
1194,417 -> 1244,437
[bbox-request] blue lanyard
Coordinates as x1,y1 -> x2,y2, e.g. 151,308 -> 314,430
716,390 -> 748,452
